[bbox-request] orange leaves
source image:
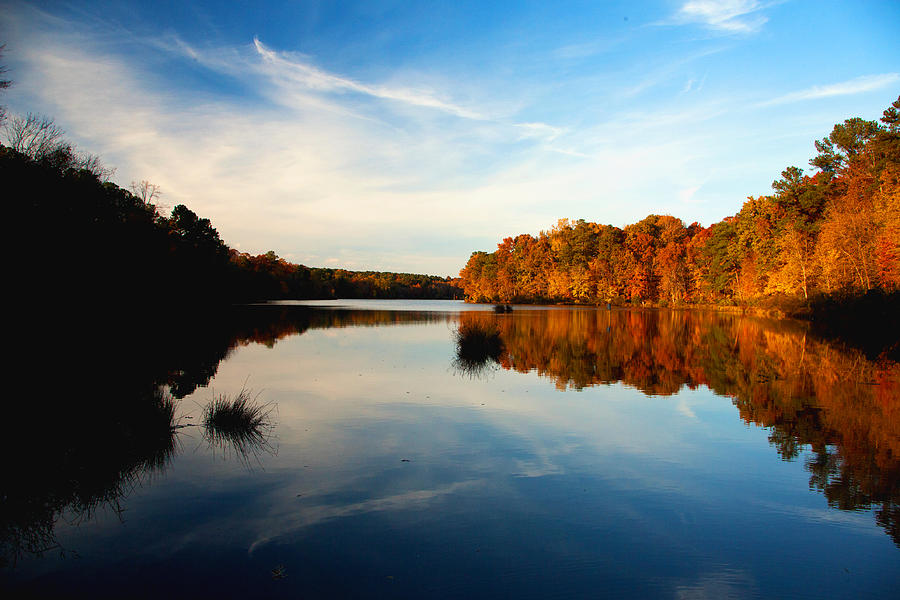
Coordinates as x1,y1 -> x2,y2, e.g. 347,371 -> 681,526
460,101 -> 900,305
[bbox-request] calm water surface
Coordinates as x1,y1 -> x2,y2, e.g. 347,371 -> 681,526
3,301 -> 898,598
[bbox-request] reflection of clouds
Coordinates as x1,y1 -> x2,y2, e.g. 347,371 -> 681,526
248,479 -> 486,554
511,439 -> 580,478
511,458 -> 563,478
677,398 -> 698,419
201,319 -> 730,477
675,568 -> 757,600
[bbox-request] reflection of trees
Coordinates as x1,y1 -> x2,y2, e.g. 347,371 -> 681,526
1,304 -> 451,566
167,306 -> 452,398
457,309 -> 713,394
0,388 -> 178,567
459,308 -> 900,546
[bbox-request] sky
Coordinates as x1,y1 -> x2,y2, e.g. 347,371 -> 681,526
1,1 -> 898,276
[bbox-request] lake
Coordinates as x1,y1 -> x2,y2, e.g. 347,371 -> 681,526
2,300 -> 898,598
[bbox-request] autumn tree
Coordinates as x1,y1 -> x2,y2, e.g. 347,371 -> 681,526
872,163 -> 900,289
881,96 -> 900,134
590,225 -> 626,302
700,219 -> 739,299
460,251 -> 499,302
459,98 -> 899,306
655,216 -> 690,304
810,118 -> 881,173
767,224 -> 816,299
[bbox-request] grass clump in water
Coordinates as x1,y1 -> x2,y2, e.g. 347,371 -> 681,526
202,388 -> 276,465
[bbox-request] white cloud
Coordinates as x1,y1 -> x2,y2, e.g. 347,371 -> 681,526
514,121 -> 565,142
759,73 -> 900,106
252,38 -> 486,120
678,185 -> 702,204
674,0 -> 769,34
681,74 -> 707,95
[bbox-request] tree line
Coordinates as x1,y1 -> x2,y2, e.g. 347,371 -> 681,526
0,48 -> 460,309
1,140 -> 461,308
460,97 -> 900,312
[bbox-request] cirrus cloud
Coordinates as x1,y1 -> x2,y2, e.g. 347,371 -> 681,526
758,73 -> 900,106
673,0 -> 770,34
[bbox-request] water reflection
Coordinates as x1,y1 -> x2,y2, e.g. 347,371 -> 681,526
0,388 -> 178,567
453,308 -> 900,546
1,305 -> 457,567
452,321 -> 505,378
3,303 -> 898,597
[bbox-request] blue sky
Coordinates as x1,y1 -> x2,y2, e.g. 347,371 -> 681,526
1,1 -> 898,275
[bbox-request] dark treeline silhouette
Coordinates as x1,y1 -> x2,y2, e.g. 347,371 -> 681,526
232,250 -> 463,301
459,98 -> 900,335
2,145 -> 461,312
451,308 -> 900,546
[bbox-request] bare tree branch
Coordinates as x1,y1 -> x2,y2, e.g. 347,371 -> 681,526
4,113 -> 67,158
130,179 -> 162,205
2,112 -> 114,180
0,44 -> 10,125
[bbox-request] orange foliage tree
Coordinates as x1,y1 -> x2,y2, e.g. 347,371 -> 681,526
460,96 -> 900,307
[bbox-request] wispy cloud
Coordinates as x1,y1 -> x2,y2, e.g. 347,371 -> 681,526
514,121 -> 565,142
621,47 -> 724,98
552,36 -> 626,60
672,1 -> 769,34
759,73 -> 900,106
678,185 -> 702,205
681,73 -> 707,95
252,38 -> 485,120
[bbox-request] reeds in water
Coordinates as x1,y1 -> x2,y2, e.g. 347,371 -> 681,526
202,388 -> 276,465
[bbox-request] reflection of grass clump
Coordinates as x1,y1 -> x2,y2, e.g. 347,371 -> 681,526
453,321 -> 505,378
202,389 -> 276,464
